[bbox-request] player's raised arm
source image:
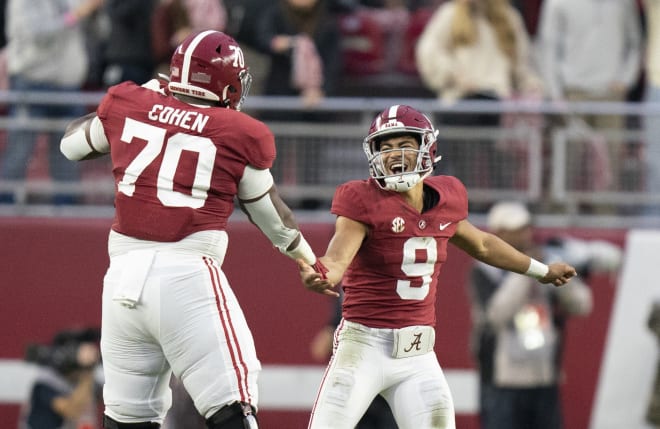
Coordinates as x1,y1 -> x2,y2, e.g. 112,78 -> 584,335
297,215 -> 367,297
238,166 -> 318,266
450,219 -> 577,286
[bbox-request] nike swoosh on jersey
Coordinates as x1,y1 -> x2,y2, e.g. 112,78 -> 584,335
439,222 -> 452,230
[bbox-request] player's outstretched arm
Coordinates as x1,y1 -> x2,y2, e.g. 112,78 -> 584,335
297,216 -> 367,297
238,167 -> 319,266
451,219 -> 577,286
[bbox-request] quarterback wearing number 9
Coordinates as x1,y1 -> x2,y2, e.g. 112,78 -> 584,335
298,104 -> 578,429
60,31 -> 318,429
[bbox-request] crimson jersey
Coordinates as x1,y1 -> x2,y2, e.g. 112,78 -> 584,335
97,81 -> 275,241
332,176 -> 468,328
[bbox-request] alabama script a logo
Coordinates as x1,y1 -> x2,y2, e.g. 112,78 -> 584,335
404,332 -> 423,353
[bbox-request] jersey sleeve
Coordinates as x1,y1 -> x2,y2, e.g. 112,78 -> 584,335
97,82 -> 134,120
240,117 -> 276,169
331,181 -> 372,225
438,175 -> 469,221
96,89 -> 114,121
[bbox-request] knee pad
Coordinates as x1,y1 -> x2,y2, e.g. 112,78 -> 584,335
103,415 -> 160,429
205,401 -> 258,429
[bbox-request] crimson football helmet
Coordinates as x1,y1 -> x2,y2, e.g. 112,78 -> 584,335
168,30 -> 252,110
363,105 -> 441,192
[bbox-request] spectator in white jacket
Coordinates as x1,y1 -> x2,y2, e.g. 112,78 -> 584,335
414,0 -> 542,190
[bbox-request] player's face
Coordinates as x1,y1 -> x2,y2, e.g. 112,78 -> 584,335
378,135 -> 420,175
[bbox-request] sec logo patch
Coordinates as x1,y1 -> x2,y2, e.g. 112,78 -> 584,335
391,217 -> 405,233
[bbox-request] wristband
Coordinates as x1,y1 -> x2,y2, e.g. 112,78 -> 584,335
525,258 -> 549,280
284,235 -> 316,265
312,260 -> 329,280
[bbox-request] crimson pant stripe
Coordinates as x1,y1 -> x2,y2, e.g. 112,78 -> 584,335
203,256 -> 251,402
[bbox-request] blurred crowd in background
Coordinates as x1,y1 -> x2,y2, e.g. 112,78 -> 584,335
0,0 -> 648,100
0,0 -> 649,100
0,0 -> 657,216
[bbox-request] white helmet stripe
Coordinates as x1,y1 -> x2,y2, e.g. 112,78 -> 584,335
376,104 -> 401,129
384,104 -> 402,127
181,30 -> 217,85
388,105 -> 400,120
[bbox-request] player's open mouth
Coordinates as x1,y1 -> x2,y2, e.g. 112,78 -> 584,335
388,162 -> 407,174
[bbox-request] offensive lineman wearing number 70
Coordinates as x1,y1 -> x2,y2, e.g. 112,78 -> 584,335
60,30 -> 320,429
297,104 -> 578,428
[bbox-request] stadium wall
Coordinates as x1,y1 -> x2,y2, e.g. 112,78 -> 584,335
0,217 -> 637,428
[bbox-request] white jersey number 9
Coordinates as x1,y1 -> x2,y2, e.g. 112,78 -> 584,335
396,236 -> 437,300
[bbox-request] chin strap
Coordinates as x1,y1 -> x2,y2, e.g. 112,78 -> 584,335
383,173 -> 422,192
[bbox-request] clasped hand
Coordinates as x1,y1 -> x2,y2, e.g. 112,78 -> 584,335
296,259 -> 339,297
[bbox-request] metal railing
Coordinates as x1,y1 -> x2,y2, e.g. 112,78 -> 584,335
0,90 -> 658,228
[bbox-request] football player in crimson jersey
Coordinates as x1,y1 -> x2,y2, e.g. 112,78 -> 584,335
297,104 -> 577,429
59,31 -> 319,429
